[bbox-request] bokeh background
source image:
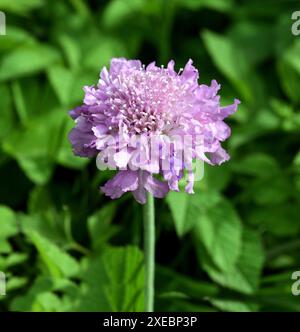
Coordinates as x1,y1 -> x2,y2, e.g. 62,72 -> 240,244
0,0 -> 300,312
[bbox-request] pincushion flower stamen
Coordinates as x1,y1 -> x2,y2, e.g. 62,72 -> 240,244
69,58 -> 240,312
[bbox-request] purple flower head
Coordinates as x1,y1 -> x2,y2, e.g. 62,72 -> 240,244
69,58 -> 239,204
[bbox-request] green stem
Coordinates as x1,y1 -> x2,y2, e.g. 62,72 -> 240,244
143,192 -> 155,312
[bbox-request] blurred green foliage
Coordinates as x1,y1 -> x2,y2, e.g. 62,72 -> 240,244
0,0 -> 300,312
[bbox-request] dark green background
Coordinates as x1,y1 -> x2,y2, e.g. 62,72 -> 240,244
0,0 -> 300,312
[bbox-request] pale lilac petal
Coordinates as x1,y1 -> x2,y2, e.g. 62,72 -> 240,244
180,59 -> 199,87
92,124 -> 108,136
220,98 -> 240,118
210,146 -> 230,165
146,61 -> 157,71
132,187 -> 147,204
144,175 -> 169,198
68,128 -> 96,157
185,171 -> 195,194
110,58 -> 142,77
101,170 -> 138,199
167,60 -> 176,76
83,86 -> 98,105
100,66 -> 110,83
210,121 -> 231,141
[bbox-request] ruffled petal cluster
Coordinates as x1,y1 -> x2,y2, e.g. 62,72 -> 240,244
69,58 -> 239,203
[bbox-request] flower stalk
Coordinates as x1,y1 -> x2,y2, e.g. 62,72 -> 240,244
143,192 -> 155,312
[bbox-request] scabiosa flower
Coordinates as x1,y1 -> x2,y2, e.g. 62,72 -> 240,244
69,58 -> 239,204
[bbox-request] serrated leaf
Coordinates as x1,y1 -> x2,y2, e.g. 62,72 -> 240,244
76,246 -> 144,311
3,110 -> 67,184
199,229 -> 264,294
167,190 -> 242,272
195,196 -> 242,272
11,277 -> 78,312
87,203 -> 118,251
26,230 -> 79,278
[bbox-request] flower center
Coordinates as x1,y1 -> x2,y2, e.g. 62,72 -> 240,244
104,68 -> 191,135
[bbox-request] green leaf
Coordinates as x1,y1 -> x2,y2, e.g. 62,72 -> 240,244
230,153 -> 281,178
208,298 -> 258,312
0,45 -> 60,81
19,209 -> 66,244
87,203 -> 118,251
0,0 -> 43,14
7,277 -> 28,292
0,205 -> 18,239
166,191 -> 191,236
18,157 -> 54,185
11,277 -> 78,311
202,31 -> 263,103
199,163 -> 231,191
82,37 -> 127,71
271,99 -> 300,132
11,277 -> 54,311
246,176 -> 291,206
76,246 -> 144,311
277,40 -> 300,104
228,21 -> 274,66
3,110 -> 67,184
68,70 -> 96,104
0,84 -> 14,140
257,278 -> 300,311
167,190 -> 242,272
277,39 -> 300,103
11,80 -> 28,125
102,0 -> 145,28
28,186 -> 52,214
202,30 -> 253,101
194,195 -> 242,272
179,0 -> 233,12
0,27 -> 35,52
277,60 -> 300,104
157,266 -> 218,300
283,39 -> 300,74
3,253 -> 28,269
56,138 -> 89,169
47,65 -> 74,106
247,204 -> 300,237
199,229 -> 264,294
57,35 -> 81,69
0,239 -> 12,253
26,230 -> 80,278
